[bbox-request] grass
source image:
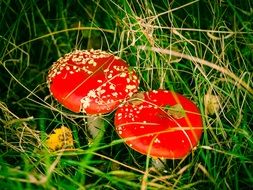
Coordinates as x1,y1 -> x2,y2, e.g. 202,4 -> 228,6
0,0 -> 253,189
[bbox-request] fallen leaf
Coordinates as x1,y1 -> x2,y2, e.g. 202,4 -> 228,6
204,93 -> 220,115
46,126 -> 74,151
166,104 -> 186,119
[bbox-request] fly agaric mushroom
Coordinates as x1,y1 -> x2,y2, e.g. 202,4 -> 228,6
114,90 -> 203,160
47,49 -> 139,137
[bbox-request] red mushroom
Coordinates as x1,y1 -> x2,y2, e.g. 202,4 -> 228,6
114,90 -> 203,159
47,49 -> 139,115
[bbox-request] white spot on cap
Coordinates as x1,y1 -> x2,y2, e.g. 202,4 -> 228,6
117,126 -> 122,131
97,89 -> 106,96
109,84 -> 116,90
120,72 -> 127,77
88,59 -> 97,66
126,85 -> 136,90
81,97 -> 91,109
87,90 -> 96,98
108,74 -> 113,79
117,113 -> 122,119
112,92 -> 118,97
128,92 -> 134,98
154,138 -> 161,143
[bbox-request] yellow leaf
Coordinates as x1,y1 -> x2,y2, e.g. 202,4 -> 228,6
46,126 -> 74,151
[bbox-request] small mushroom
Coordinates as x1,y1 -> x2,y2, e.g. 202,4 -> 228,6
114,89 -> 203,160
47,49 -> 139,138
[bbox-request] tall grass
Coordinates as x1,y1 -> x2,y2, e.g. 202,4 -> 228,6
0,0 -> 252,189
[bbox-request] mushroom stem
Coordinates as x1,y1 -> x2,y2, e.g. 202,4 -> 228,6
86,115 -> 105,139
151,158 -> 167,173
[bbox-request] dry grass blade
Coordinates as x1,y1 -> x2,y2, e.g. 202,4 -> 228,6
138,46 -> 253,96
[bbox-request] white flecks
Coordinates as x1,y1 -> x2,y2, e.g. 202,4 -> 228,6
154,138 -> 161,143
117,113 -> 123,119
96,87 -> 102,92
113,65 -> 127,72
139,105 -> 144,110
87,70 -> 93,75
108,74 -> 113,79
112,92 -> 118,97
88,59 -> 97,66
140,126 -> 145,128
117,126 -> 122,131
97,89 -> 106,96
75,68 -> 81,72
114,56 -> 121,60
120,72 -> 127,77
126,85 -> 136,90
97,80 -> 103,83
72,57 -> 82,62
129,144 -> 133,147
133,75 -> 138,80
118,131 -> 122,135
81,97 -> 91,109
109,84 -> 116,90
48,49 -> 113,80
152,90 -> 158,93
87,90 -> 97,98
128,92 -> 134,98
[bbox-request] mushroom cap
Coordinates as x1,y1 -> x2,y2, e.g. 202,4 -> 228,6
47,49 -> 139,114
114,90 -> 203,159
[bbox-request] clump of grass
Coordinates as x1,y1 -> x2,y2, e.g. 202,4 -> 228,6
1,0 -> 253,189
